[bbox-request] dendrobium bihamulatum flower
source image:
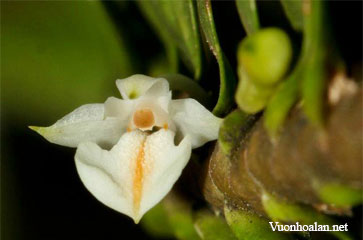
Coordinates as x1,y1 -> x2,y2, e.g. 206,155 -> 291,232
30,74 -> 222,223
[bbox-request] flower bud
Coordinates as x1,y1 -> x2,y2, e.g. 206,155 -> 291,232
238,28 -> 292,86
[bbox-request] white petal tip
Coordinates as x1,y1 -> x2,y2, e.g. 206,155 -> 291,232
29,125 -> 39,131
29,125 -> 66,145
132,215 -> 142,224
29,125 -> 48,136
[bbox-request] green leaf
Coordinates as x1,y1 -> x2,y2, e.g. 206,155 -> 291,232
194,210 -> 237,240
235,0 -> 260,35
138,0 -> 202,79
265,1 -> 331,131
264,0 -> 333,136
141,203 -> 174,238
196,0 -> 236,117
263,1 -> 327,137
224,205 -> 293,240
280,0 -> 304,31
1,1 -> 133,124
301,51 -> 326,127
301,0 -> 327,127
263,64 -> 301,138
262,193 -> 353,240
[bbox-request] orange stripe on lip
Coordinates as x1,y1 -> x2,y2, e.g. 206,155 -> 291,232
132,137 -> 146,218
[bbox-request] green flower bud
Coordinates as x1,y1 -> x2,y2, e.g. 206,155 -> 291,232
235,67 -> 275,113
238,28 -> 292,86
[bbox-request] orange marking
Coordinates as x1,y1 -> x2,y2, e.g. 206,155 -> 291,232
127,127 -> 132,132
133,109 -> 155,129
132,138 -> 146,216
163,123 -> 168,130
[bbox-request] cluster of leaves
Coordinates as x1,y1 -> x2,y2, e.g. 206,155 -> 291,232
136,0 -> 362,240
138,0 -> 341,135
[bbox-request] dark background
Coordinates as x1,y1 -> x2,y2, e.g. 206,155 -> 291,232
1,1 -> 362,240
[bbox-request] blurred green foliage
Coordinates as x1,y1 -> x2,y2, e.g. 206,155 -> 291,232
141,203 -> 174,238
194,210 -> 237,240
280,0 -> 304,31
316,183 -> 363,207
138,0 -> 201,78
235,0 -> 260,35
2,1 -> 132,124
162,194 -> 200,240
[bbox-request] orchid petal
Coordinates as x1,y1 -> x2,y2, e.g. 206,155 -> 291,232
30,104 -> 125,148
170,99 -> 222,148
155,93 -> 172,113
116,74 -> 169,100
142,77 -> 170,99
75,129 -> 191,223
104,97 -> 135,120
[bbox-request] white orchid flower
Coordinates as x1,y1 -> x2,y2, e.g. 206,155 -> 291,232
30,74 -> 222,223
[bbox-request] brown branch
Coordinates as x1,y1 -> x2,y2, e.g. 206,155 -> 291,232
201,88 -> 362,216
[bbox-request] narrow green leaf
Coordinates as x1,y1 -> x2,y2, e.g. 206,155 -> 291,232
301,0 -> 327,127
224,205 -> 293,240
280,0 -> 304,31
197,0 -> 236,117
263,56 -> 305,138
194,210 -> 237,240
138,0 -> 202,79
302,51 -> 326,127
235,0 -> 260,35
